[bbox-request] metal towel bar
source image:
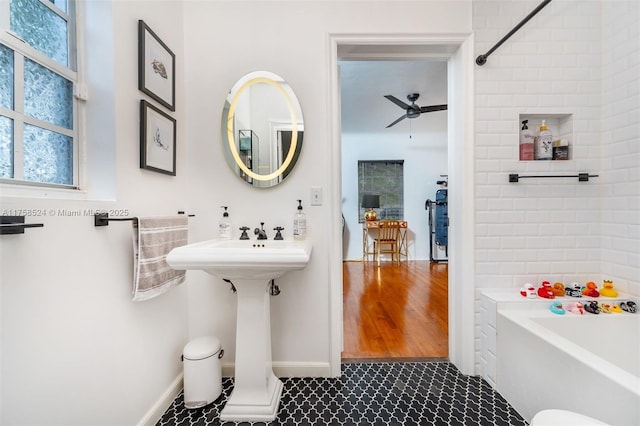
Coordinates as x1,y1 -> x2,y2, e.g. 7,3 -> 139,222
509,173 -> 598,183
94,211 -> 194,227
0,216 -> 44,235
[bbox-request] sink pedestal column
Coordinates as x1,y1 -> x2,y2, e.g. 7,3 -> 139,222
220,278 -> 283,422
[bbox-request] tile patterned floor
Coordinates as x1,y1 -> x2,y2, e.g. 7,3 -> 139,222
157,361 -> 528,426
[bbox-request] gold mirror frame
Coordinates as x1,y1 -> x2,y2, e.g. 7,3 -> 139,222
222,72 -> 303,185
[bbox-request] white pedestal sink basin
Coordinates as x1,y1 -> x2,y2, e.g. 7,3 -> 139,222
166,238 -> 312,421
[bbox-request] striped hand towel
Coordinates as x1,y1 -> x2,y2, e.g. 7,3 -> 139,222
132,216 -> 189,302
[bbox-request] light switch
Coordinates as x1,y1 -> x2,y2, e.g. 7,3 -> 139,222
311,186 -> 322,206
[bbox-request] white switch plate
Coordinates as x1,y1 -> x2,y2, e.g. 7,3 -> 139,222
310,186 -> 322,206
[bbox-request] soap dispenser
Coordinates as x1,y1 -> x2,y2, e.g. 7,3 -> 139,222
219,206 -> 232,239
293,200 -> 306,240
534,120 -> 553,160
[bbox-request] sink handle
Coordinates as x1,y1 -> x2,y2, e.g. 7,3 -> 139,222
273,226 -> 284,240
239,226 -> 250,240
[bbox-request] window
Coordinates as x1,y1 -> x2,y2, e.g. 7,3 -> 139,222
358,160 -> 404,223
0,0 -> 79,187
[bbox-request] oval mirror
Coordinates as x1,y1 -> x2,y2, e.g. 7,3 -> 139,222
221,71 -> 304,188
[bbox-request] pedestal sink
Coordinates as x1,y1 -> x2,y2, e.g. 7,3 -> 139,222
166,239 -> 312,421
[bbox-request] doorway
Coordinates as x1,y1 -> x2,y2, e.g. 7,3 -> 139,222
327,35 -> 476,377
339,58 -> 449,360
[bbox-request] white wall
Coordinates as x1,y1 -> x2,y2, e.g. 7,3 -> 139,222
600,1 -> 640,293
0,1 -> 189,424
473,0 -> 639,373
181,0 -> 471,376
341,130 -> 448,261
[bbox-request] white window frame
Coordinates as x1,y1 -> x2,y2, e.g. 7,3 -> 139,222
0,0 -> 83,193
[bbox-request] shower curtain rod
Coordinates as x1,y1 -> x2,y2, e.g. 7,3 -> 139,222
476,0 -> 552,66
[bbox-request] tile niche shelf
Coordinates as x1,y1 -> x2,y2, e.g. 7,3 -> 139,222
519,113 -> 573,161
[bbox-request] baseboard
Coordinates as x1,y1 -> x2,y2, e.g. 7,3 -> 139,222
221,361 -> 332,378
138,373 -> 183,426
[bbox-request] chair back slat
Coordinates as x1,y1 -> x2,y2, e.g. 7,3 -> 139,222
377,220 -> 400,241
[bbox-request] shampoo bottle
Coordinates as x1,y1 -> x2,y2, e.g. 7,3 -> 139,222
293,200 -> 306,240
519,119 -> 534,161
219,206 -> 232,239
534,120 -> 553,160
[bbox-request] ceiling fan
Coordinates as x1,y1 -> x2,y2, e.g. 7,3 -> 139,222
384,93 -> 447,128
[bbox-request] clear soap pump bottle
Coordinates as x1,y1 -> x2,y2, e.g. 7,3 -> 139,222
535,120 -> 553,160
219,206 -> 232,239
293,200 -> 306,240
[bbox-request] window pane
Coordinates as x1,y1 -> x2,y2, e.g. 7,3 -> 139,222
24,58 -> 73,129
0,44 -> 14,109
358,160 -> 404,222
0,116 -> 14,178
10,0 -> 69,67
24,124 -> 72,184
50,0 -> 67,14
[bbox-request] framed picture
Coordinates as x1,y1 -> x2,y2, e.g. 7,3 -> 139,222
140,100 -> 176,175
138,20 -> 175,111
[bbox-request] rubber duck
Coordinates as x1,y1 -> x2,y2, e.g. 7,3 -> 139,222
600,280 -> 618,298
550,302 -> 565,315
551,282 -> 565,297
565,282 -> 582,298
537,281 -> 555,299
584,301 -> 600,314
621,301 -> 637,313
581,281 -> 600,298
599,303 -> 612,314
520,283 -> 536,298
566,302 -> 584,315
611,304 -> 623,313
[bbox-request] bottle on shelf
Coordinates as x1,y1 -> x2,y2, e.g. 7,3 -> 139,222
534,120 -> 553,160
519,119 -> 534,161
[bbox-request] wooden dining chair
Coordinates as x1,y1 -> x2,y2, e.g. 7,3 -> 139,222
373,220 -> 401,266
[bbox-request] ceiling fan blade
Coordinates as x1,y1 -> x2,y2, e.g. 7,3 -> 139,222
384,95 -> 411,110
420,104 -> 448,113
386,114 -> 407,128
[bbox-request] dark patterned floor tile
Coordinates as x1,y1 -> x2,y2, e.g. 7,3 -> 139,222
156,362 -> 528,426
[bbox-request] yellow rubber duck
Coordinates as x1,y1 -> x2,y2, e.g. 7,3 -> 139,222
600,280 -> 618,298
611,304 -> 622,313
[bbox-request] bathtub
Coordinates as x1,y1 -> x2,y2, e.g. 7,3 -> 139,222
496,307 -> 640,425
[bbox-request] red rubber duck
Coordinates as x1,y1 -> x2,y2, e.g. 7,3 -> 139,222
537,281 -> 555,299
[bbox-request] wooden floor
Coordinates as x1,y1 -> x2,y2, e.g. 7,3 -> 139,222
342,260 -> 448,359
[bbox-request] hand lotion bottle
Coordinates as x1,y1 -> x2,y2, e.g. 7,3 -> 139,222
219,206 -> 232,239
293,200 -> 306,240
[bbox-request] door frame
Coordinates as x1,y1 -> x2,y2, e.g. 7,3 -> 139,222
327,33 -> 476,376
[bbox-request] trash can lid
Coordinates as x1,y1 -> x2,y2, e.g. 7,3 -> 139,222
183,336 -> 221,360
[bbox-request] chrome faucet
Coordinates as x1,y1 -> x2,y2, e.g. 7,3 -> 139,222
254,222 -> 268,240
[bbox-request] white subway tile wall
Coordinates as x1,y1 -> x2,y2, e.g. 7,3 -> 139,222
473,0 -> 639,373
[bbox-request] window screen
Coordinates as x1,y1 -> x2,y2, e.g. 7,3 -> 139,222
358,160 -> 404,223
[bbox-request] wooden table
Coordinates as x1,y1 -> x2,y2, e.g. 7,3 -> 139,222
362,220 -> 408,263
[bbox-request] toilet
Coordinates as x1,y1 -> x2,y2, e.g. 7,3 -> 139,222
531,409 -> 610,425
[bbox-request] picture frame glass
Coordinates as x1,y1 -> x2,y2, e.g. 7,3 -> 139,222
144,32 -> 173,105
138,20 -> 175,111
140,100 -> 176,175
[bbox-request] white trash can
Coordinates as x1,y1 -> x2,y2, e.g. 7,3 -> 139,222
182,336 -> 223,409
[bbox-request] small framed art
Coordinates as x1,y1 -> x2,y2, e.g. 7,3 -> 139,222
138,20 -> 175,111
140,100 -> 176,175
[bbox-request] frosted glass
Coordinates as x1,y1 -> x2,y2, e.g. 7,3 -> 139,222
24,124 -> 72,184
25,59 -> 73,129
0,116 -> 14,178
0,44 -> 13,109
10,0 -> 68,67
